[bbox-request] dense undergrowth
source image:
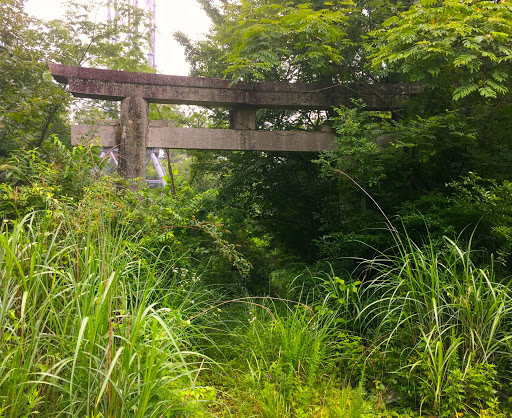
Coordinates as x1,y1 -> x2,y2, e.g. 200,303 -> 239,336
4,0 -> 512,414
1,144 -> 512,417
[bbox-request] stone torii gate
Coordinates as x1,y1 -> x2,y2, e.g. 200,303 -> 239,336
49,63 -> 418,181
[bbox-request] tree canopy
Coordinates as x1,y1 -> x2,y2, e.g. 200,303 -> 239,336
0,0 -> 154,155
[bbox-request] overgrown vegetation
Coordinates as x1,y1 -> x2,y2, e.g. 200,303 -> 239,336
2,0 -> 512,416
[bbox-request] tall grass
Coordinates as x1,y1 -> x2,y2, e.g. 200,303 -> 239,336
0,212 -> 208,417
356,231 -> 512,415
197,293 -> 344,416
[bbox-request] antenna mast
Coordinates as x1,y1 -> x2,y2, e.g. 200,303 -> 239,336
146,0 -> 156,69
107,0 -> 157,69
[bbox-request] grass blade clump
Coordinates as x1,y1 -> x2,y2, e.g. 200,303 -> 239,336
198,293 -> 348,416
0,211 -> 208,417
356,231 -> 512,416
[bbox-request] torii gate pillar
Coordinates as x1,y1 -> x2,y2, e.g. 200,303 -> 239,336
119,96 -> 149,180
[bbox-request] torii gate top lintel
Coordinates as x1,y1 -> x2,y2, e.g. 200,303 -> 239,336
49,63 -> 419,110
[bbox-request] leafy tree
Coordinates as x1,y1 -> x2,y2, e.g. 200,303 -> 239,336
176,0 -> 419,269
42,0 -> 154,70
0,0 -> 67,154
174,0 -> 512,281
370,0 -> 512,101
221,0 -> 354,83
0,0 -> 155,155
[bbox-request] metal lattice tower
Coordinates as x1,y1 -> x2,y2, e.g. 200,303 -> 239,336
107,0 -> 157,69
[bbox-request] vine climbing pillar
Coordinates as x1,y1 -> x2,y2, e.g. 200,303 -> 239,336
119,96 -> 149,180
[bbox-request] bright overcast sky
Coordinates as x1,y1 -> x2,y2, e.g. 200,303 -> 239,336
25,0 -> 212,76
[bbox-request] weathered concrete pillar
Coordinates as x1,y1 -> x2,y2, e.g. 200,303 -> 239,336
230,106 -> 257,130
119,96 -> 149,180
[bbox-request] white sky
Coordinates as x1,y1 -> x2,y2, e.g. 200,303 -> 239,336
25,0 -> 212,76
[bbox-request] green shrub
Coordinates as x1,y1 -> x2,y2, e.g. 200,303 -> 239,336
0,138 -> 100,220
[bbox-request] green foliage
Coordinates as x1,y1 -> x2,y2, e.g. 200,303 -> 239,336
427,362 -> 500,417
5,0 -> 512,415
200,150 -> 334,265
315,99 -> 512,273
319,103 -> 480,206
395,172 -> 512,270
200,297 -> 377,416
316,269 -> 365,382
370,0 -> 512,100
187,0 -> 416,82
0,1 -> 68,153
42,0 -> 154,71
0,0 -> 155,154
126,183 -> 253,278
0,143 -> 252,280
222,0 -> 354,82
449,173 -> 512,266
0,138 -> 99,219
